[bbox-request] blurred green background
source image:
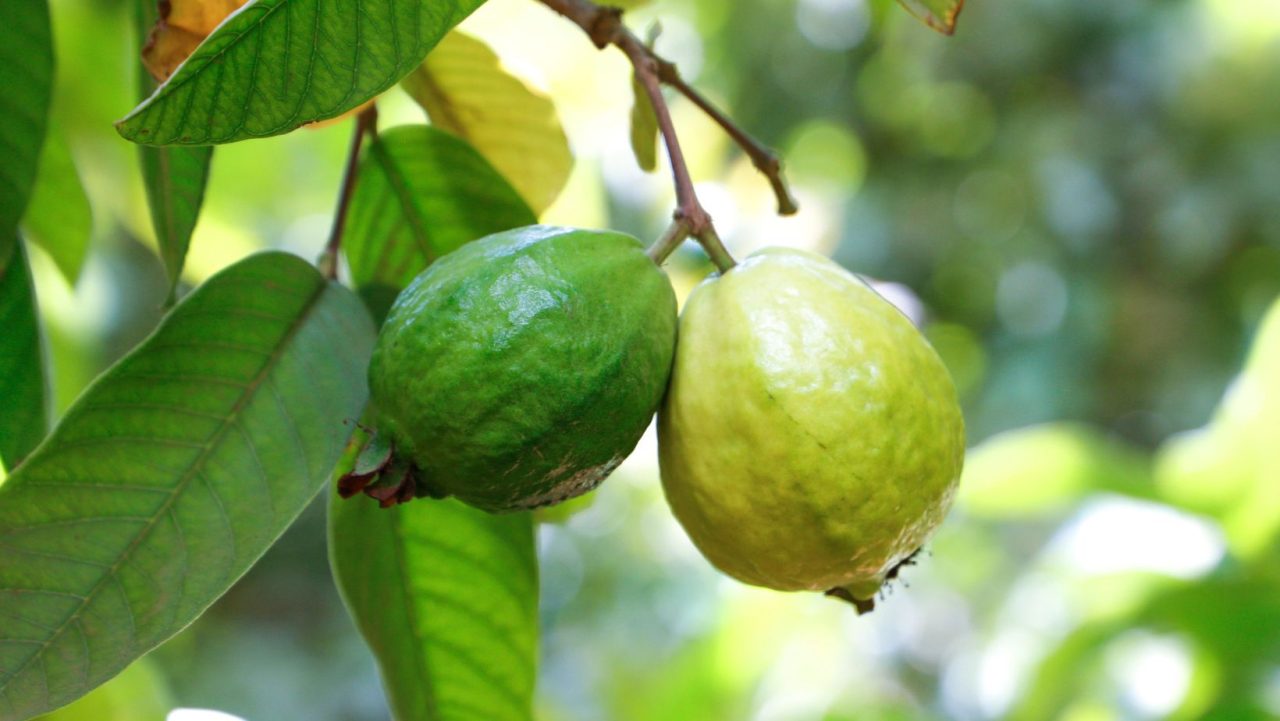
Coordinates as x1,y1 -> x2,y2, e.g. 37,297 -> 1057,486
26,0 -> 1280,718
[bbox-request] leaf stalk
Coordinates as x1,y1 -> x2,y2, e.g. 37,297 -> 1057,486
320,105 -> 379,280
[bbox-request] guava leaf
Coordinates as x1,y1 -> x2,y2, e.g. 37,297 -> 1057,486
0,240 -> 48,471
0,0 -> 54,268
140,0 -> 250,83
1154,296 -> 1280,557
21,127 -> 92,285
958,423 -> 1156,517
896,0 -> 965,34
116,0 -> 488,146
1009,576 -> 1280,721
0,252 -> 374,719
140,145 -> 212,296
343,125 -> 535,321
629,72 -> 659,172
33,658 -> 170,721
401,31 -> 573,214
135,0 -> 214,298
329,467 -> 538,721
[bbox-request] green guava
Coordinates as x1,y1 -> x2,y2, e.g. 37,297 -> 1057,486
341,225 -> 678,513
657,247 -> 965,611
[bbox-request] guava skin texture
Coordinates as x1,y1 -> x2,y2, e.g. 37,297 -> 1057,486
657,247 -> 965,609
364,225 -> 678,513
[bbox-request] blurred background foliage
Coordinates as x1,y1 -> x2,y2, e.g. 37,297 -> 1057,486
25,0 -> 1280,718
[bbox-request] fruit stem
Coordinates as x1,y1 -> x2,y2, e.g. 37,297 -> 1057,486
696,224 -> 737,274
536,0 -> 744,271
319,105 -> 379,280
646,221 -> 690,265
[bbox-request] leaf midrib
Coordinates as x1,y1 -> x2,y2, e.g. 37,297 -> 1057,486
412,64 -> 469,140
371,139 -> 437,265
387,509 -> 439,720
0,275 -> 328,698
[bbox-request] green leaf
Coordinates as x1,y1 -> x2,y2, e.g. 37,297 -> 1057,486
135,0 -> 214,297
116,0 -> 488,146
344,125 -> 536,321
896,0 -> 965,34
0,252 -> 375,719
401,31 -> 573,214
329,475 -> 538,721
34,658 -> 170,721
142,144 -> 213,296
958,423 -> 1156,518
1155,296 -> 1280,558
629,72 -> 659,173
21,127 -> 92,285
0,0 -> 54,268
0,240 -> 48,471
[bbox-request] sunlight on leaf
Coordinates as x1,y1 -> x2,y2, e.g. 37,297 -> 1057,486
0,253 -> 374,719
1155,295 -> 1280,558
34,658 -> 170,721
959,423 -> 1155,517
896,0 -> 965,34
402,31 -> 573,214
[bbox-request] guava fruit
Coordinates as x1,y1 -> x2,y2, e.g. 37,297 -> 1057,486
657,247 -> 965,612
341,225 -> 678,513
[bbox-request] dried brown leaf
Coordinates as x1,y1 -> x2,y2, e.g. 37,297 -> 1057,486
141,0 -> 248,82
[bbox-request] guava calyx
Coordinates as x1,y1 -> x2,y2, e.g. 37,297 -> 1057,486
336,429 -> 444,509
823,549 -> 922,615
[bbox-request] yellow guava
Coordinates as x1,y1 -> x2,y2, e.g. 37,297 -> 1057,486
657,247 -> 965,611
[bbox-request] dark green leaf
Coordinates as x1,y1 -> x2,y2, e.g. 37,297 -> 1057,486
401,31 -> 574,214
116,0 -> 488,146
344,125 -> 535,320
0,0 -> 54,267
21,127 -> 92,285
329,477 -> 538,721
0,240 -> 48,470
896,0 -> 965,34
141,144 -> 212,297
0,252 -> 375,719
135,0 -> 214,297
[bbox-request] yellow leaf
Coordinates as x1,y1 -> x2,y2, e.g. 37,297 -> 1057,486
401,31 -> 573,215
141,0 -> 248,82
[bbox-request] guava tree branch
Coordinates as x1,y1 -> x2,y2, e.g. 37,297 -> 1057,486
651,63 -> 798,217
319,105 -> 379,280
537,0 -> 796,269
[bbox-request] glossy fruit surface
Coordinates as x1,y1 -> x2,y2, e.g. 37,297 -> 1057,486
368,225 -> 677,512
658,247 -> 965,606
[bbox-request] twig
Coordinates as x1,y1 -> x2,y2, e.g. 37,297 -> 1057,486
539,0 -> 770,271
541,0 -> 797,217
319,105 -> 379,280
654,64 -> 799,216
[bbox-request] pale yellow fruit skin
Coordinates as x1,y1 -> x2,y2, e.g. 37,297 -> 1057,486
658,247 -> 965,599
